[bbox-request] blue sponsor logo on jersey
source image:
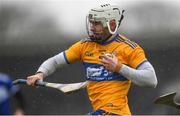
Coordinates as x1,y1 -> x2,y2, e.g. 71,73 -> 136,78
83,62 -> 128,81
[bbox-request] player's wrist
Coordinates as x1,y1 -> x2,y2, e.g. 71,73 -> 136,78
115,63 -> 122,73
35,72 -> 44,79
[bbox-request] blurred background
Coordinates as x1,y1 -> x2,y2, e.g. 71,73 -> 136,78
0,0 -> 180,114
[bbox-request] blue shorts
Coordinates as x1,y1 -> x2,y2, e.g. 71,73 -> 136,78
88,109 -> 117,115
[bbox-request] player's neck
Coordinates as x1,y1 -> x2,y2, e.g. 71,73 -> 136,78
106,34 -> 117,42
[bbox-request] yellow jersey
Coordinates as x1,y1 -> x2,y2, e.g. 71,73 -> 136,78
64,34 -> 146,115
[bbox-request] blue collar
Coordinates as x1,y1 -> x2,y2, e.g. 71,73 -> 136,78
101,34 -> 119,45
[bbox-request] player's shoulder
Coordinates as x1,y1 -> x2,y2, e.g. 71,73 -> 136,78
116,34 -> 140,49
0,73 -> 11,83
70,37 -> 94,49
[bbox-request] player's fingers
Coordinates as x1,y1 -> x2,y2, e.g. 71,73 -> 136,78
27,76 -> 34,85
103,55 -> 114,62
32,76 -> 42,86
99,54 -> 108,60
100,54 -> 111,60
112,51 -> 118,57
31,78 -> 37,86
100,54 -> 113,60
100,58 -> 110,64
27,76 -> 38,86
102,63 -> 110,69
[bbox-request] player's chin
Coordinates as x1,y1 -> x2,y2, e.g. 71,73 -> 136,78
92,32 -> 102,36
94,35 -> 103,40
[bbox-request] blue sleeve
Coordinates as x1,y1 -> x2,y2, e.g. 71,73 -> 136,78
0,73 -> 19,94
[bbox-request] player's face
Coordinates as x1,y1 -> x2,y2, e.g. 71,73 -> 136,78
89,21 -> 111,41
90,21 -> 103,34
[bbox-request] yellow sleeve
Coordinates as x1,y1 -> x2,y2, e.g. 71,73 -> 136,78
64,41 -> 82,64
124,45 -> 146,69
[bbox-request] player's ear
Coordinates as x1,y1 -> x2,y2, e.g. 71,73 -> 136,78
109,19 -> 116,32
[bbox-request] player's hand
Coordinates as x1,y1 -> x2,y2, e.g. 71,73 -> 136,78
14,108 -> 24,116
100,53 -> 122,73
27,73 -> 44,86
